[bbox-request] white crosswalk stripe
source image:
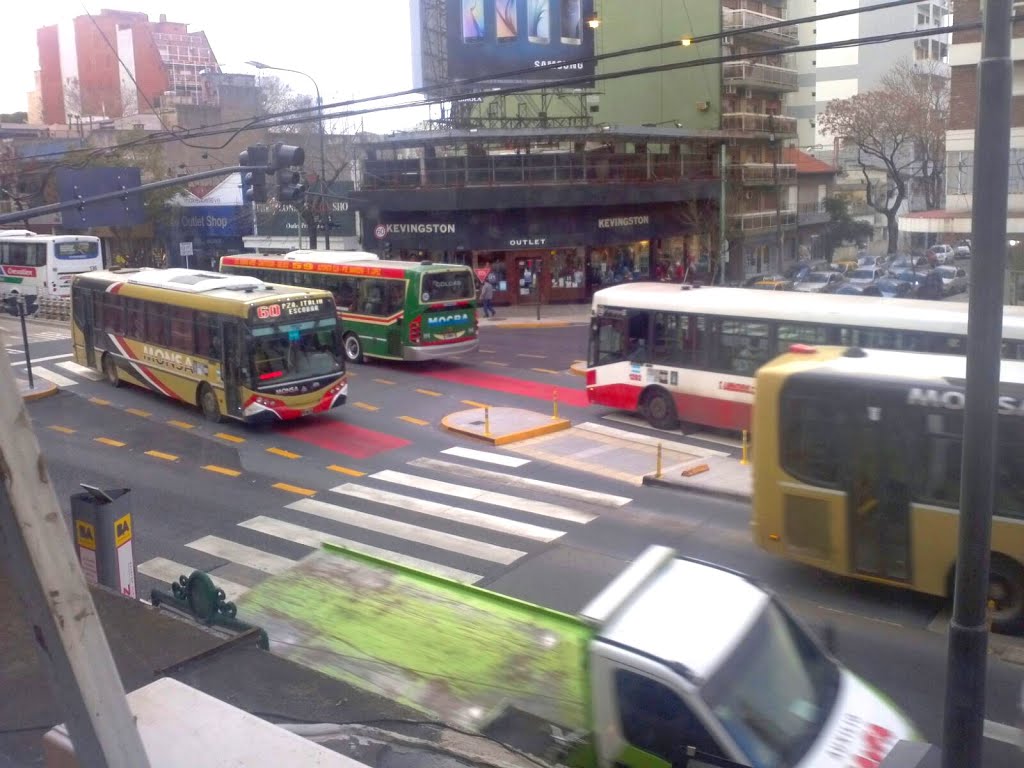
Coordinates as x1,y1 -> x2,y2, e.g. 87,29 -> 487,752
31,367 -> 77,387
440,446 -> 530,468
134,452 -> 632,601
55,360 -> 104,380
137,556 -> 249,600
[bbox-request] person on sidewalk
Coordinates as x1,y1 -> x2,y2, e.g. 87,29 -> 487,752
479,277 -> 496,319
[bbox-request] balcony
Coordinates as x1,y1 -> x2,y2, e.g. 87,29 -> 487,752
730,210 -> 798,232
722,112 -> 798,136
797,201 -> 831,226
722,61 -> 799,93
722,7 -> 799,46
361,153 -> 721,190
728,162 -> 797,185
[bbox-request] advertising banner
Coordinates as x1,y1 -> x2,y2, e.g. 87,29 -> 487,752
415,0 -> 596,89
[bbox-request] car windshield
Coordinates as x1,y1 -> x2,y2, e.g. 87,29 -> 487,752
249,317 -> 343,385
850,269 -> 875,280
702,601 -> 840,768
801,272 -> 828,283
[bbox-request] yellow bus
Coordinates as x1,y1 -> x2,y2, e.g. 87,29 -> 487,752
71,268 -> 348,424
752,344 -> 1024,633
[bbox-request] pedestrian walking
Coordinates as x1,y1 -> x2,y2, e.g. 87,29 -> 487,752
479,276 -> 496,318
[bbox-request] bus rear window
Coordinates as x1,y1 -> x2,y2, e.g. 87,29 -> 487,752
56,242 -> 100,260
421,271 -> 474,302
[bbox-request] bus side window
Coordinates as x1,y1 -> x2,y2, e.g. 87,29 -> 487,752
336,277 -> 356,310
627,312 -> 650,363
125,299 -> 144,339
918,411 -> 963,507
777,323 -> 827,355
194,312 -> 219,359
359,279 -> 386,316
170,307 -> 195,354
714,320 -> 772,375
652,312 -> 685,365
780,393 -> 841,485
996,416 -> 1024,519
101,293 -> 124,334
386,280 -> 406,315
145,303 -> 170,347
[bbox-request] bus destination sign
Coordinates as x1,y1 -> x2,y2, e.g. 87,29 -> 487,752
253,297 -> 332,322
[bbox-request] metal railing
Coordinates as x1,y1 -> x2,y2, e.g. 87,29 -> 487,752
722,112 -> 798,135
722,7 -> 799,43
35,296 -> 71,321
362,155 -> 721,190
728,163 -> 797,184
729,210 -> 798,231
723,61 -> 799,91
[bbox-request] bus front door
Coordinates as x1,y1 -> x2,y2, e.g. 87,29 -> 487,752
222,322 -> 243,418
845,415 -> 912,582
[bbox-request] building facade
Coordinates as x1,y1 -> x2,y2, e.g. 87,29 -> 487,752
35,9 -> 219,125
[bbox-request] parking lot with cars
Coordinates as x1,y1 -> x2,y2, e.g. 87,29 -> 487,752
745,240 -> 973,301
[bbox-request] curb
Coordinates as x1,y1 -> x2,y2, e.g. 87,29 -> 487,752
441,410 -> 572,446
20,381 -> 60,402
641,473 -> 753,503
481,321 -> 586,329
569,361 -> 587,377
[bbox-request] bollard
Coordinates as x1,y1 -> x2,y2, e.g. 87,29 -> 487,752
552,389 -> 559,420
70,484 -> 137,598
740,430 -> 750,465
656,442 -> 663,479
484,406 -> 491,436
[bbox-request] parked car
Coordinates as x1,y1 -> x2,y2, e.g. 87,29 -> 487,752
857,254 -> 888,269
749,277 -> 794,291
928,244 -> 956,265
835,283 -> 883,297
915,269 -> 946,300
955,239 -> 972,259
792,270 -> 846,293
935,265 -> 969,295
846,267 -> 886,288
873,277 -> 916,298
888,254 -> 932,272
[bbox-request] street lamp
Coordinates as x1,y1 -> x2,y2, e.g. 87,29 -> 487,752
246,60 -> 330,249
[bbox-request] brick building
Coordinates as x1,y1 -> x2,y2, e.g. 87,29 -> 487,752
35,9 -> 219,125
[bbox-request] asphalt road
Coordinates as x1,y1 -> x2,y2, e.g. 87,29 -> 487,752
2,316 -> 1021,765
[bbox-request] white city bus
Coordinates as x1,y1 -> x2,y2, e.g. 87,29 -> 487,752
586,283 -> 1024,432
0,230 -> 104,299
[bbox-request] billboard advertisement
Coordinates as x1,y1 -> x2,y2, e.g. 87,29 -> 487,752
414,0 -> 596,90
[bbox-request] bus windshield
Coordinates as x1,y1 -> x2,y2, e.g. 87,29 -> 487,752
701,601 -> 840,768
421,270 -> 475,302
56,241 -> 101,260
249,317 -> 343,385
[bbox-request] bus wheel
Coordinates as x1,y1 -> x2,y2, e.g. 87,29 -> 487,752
198,384 -> 223,424
343,333 -> 363,363
643,388 -> 679,430
102,354 -> 122,388
988,555 -> 1024,633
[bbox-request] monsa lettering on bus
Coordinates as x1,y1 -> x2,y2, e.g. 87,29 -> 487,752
907,386 -> 1024,415
426,313 -> 469,326
598,215 -> 650,229
142,345 -> 195,372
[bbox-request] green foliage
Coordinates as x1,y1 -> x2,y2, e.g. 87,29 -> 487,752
823,197 -> 873,257
0,112 -> 28,124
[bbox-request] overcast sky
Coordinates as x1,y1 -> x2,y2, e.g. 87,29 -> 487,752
0,0 -> 429,131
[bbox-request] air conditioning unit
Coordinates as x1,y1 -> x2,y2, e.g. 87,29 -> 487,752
723,36 -> 734,46
725,86 -> 738,96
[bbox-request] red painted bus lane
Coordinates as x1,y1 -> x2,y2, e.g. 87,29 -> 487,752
418,368 -> 589,408
277,419 -> 411,459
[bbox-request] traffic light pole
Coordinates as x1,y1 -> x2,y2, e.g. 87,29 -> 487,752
0,166 -> 267,226
18,297 -> 33,390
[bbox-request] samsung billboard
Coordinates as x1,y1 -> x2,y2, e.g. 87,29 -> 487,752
412,0 -> 596,90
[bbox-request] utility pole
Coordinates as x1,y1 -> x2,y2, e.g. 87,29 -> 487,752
719,142 -> 728,285
942,1 -> 1012,766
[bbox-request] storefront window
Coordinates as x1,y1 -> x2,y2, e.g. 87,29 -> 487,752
589,242 -> 651,288
475,253 -> 510,293
549,250 -> 586,290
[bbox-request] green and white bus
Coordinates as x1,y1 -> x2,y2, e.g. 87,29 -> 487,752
220,251 -> 479,362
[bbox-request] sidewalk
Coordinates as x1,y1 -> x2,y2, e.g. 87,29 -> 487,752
16,376 -> 58,402
478,302 -> 590,328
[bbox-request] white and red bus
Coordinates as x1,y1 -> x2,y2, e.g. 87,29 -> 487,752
0,230 -> 103,300
586,283 -> 1024,432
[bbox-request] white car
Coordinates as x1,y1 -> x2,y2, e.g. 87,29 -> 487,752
793,271 -> 845,293
929,244 -> 956,264
846,267 -> 886,287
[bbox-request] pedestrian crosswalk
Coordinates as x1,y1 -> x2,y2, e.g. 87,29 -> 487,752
136,447 -> 631,600
1,326 -> 72,344
7,353 -> 103,388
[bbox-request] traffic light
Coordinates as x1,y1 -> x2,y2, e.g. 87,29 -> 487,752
240,145 -> 269,204
276,168 -> 307,203
2,294 -> 37,317
270,143 -> 307,204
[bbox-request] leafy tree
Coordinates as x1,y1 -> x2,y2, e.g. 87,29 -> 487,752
0,112 -> 27,124
820,59 -> 949,253
823,197 -> 873,258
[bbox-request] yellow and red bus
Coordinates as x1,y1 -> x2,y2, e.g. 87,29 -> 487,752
71,268 -> 347,423
752,344 -> 1024,633
219,251 -> 478,362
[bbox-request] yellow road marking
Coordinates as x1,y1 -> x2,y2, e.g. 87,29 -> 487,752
373,378 -> 396,385
483,361 -> 509,367
145,450 -> 178,462
328,464 -> 366,477
399,415 -> 430,426
126,408 -> 151,417
267,447 -> 301,459
214,432 -> 245,443
167,420 -> 195,430
416,388 -> 442,397
48,425 -> 75,434
89,397 -> 110,406
94,437 -> 125,447
353,401 -> 379,411
203,465 -> 242,477
272,482 -> 316,496
461,399 -> 489,408
532,367 -> 561,375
